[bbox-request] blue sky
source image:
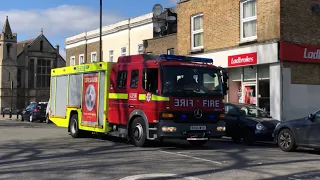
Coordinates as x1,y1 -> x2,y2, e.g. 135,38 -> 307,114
0,0 -> 178,59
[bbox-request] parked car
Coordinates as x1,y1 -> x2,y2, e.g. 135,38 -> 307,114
273,109 -> 320,152
222,103 -> 280,145
21,102 -> 47,122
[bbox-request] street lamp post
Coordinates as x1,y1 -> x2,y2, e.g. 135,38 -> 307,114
100,0 -> 102,62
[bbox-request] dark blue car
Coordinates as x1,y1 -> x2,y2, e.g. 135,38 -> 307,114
21,102 -> 47,122
221,103 -> 280,145
273,109 -> 320,152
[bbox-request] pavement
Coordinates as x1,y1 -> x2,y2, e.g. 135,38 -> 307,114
0,119 -> 320,180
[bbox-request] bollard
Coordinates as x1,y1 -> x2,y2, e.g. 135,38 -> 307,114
17,113 -> 19,120
9,110 -> 12,118
2,110 -> 4,118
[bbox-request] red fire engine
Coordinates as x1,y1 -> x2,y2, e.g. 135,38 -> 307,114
49,54 -> 229,147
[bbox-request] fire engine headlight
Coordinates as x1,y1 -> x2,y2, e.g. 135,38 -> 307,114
162,126 -> 177,132
216,121 -> 226,132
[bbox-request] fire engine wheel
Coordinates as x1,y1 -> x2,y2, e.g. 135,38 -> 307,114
70,114 -> 82,138
130,117 -> 148,147
188,140 -> 208,146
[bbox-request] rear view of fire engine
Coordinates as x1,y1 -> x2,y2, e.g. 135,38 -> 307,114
49,54 -> 229,147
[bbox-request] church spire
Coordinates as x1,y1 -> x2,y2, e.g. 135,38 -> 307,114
2,16 -> 12,35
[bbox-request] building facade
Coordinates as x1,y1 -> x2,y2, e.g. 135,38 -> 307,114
0,16 -> 65,111
177,0 -> 320,121
65,12 -> 168,65
143,33 -> 177,55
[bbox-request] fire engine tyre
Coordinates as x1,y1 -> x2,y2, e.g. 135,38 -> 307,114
188,140 -> 208,146
130,117 -> 148,147
70,114 -> 82,138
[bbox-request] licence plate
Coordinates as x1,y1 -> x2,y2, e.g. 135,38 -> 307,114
190,126 -> 206,130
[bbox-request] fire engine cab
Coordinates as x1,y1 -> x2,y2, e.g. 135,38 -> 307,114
49,54 -> 229,147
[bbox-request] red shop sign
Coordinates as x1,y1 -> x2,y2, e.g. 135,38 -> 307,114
279,41 -> 320,63
228,52 -> 257,67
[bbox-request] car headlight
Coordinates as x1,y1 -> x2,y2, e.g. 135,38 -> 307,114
256,123 -> 266,130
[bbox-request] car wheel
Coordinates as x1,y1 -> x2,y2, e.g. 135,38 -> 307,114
29,115 -> 33,122
231,135 -> 242,143
243,129 -> 256,145
277,129 -> 296,152
45,114 -> 50,124
129,117 -> 148,147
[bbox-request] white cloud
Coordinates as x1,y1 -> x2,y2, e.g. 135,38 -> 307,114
0,5 -> 124,39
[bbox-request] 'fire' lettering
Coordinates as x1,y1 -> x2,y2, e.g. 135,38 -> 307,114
203,100 -> 220,108
174,99 -> 194,107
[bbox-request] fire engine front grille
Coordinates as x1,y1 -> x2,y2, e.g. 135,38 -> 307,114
172,112 -> 221,123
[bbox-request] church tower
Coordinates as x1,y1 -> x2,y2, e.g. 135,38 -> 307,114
0,16 -> 18,111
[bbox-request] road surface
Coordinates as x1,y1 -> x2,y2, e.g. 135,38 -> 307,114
0,120 -> 319,180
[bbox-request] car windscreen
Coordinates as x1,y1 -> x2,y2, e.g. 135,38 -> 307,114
237,105 -> 270,118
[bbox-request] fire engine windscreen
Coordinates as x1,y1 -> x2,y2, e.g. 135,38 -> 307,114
161,66 -> 223,97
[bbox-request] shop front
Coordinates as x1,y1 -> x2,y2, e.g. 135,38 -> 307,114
279,41 -> 320,121
193,42 -> 280,119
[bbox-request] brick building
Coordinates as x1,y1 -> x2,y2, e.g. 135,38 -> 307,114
177,0 -> 320,121
143,33 -> 177,55
0,16 -> 65,111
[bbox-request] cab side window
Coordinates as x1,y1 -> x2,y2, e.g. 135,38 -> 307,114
130,70 -> 139,89
142,68 -> 158,93
116,70 -> 127,88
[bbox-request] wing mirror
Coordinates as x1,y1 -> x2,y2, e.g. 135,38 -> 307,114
308,113 -> 315,121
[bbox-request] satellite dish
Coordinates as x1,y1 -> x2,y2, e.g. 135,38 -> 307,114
166,16 -> 176,21
143,40 -> 148,48
152,4 -> 163,16
169,7 -> 177,14
160,25 -> 167,36
153,27 -> 161,33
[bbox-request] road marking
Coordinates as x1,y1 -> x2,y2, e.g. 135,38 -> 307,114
119,173 -> 202,180
160,150 -> 223,165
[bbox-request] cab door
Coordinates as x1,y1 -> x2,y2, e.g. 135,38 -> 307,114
108,65 -> 129,125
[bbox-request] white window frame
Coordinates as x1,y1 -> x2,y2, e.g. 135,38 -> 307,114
137,44 -> 143,54
121,47 -> 127,56
191,13 -> 204,51
91,52 -> 97,62
70,56 -> 75,66
109,50 -> 114,62
240,0 -> 257,42
79,54 -> 85,64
